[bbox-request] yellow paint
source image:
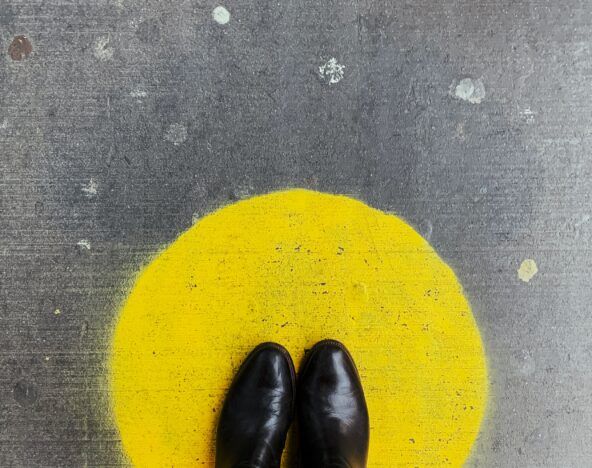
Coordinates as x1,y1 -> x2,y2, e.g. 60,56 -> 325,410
110,189 -> 488,467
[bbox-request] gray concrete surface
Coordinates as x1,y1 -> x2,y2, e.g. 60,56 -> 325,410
1,0 -> 592,466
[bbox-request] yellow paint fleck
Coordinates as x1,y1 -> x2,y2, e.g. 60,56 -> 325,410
110,189 -> 488,467
518,258 -> 538,282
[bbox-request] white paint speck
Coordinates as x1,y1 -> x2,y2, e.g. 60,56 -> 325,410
130,88 -> 148,99
455,122 -> 465,141
81,178 -> 98,197
453,78 -> 486,104
419,219 -> 433,241
319,58 -> 345,85
77,239 -> 91,250
93,35 -> 114,61
575,214 -> 590,227
212,6 -> 230,25
519,351 -> 535,376
54,308 -> 61,316
192,212 -> 201,224
44,356 -> 50,361
165,123 -> 188,146
520,107 -> 536,123
234,184 -> 252,199
518,259 -> 538,283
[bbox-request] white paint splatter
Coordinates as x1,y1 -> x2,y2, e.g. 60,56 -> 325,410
77,239 -> 91,250
453,78 -> 486,104
165,123 -> 188,146
54,308 -> 61,315
212,6 -> 230,25
93,35 -> 114,61
81,178 -> 98,197
130,88 -> 148,99
319,58 -> 345,85
518,259 -> 538,283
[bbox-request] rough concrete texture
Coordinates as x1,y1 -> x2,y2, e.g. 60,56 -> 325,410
1,0 -> 591,466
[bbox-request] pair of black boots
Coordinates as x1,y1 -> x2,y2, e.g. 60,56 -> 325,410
216,340 -> 369,468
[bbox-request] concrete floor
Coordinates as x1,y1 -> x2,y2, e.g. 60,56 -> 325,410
1,0 -> 591,466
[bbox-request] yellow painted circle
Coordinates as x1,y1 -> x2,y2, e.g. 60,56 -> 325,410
110,189 -> 488,467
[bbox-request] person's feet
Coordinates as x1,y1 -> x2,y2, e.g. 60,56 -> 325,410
297,340 -> 369,468
216,342 -> 296,468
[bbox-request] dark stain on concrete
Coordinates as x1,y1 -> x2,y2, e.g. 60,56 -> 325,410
8,35 -> 33,61
136,18 -> 162,44
13,380 -> 38,407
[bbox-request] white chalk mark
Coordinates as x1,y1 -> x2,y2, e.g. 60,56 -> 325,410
319,58 -> 345,85
165,123 -> 188,146
212,6 -> 230,25
77,239 -> 91,250
81,178 -> 98,197
93,35 -> 114,61
453,78 -> 486,104
518,259 -> 538,283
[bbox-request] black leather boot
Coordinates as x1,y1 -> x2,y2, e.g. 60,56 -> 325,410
216,342 -> 296,468
297,340 -> 369,468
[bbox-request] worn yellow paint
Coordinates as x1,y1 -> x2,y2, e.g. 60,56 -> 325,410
110,189 -> 488,467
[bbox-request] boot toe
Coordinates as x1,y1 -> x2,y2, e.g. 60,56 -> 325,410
216,343 -> 295,468
297,340 -> 369,468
